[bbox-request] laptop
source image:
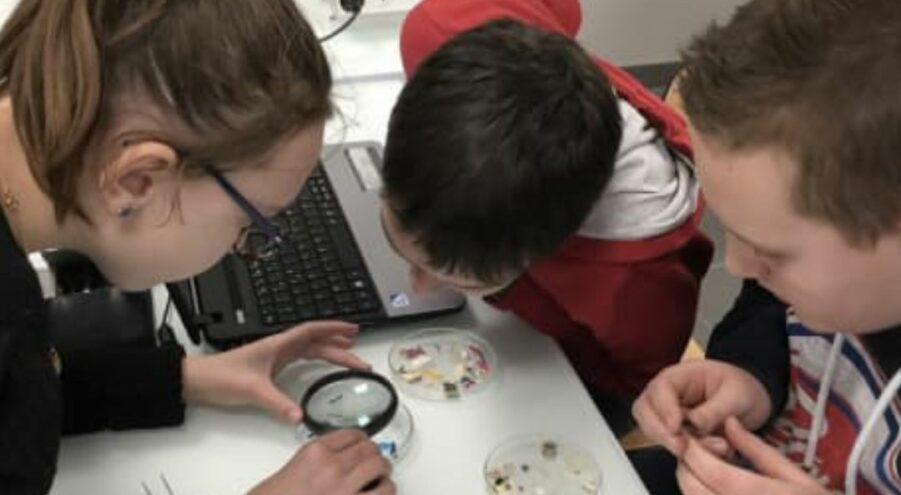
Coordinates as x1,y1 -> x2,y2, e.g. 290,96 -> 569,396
169,142 -> 466,349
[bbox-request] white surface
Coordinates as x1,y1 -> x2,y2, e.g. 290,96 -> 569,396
577,0 -> 746,66
49,77 -> 647,495
0,0 -> 750,71
53,298 -> 646,495
298,0 -> 409,82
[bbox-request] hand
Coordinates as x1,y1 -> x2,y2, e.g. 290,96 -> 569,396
249,429 -> 396,495
632,360 -> 772,456
182,321 -> 370,423
676,417 -> 828,495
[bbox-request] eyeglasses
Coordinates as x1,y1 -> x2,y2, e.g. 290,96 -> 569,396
205,165 -> 284,261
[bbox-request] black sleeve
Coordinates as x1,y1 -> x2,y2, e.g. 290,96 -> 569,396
59,345 -> 186,435
705,279 -> 790,427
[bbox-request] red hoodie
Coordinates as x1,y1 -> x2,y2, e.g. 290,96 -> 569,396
399,0 -> 713,397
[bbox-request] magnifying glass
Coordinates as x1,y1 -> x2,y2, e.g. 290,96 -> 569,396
301,370 -> 399,491
300,369 -> 399,438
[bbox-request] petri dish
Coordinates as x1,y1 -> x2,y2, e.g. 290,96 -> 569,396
484,436 -> 602,495
297,401 -> 415,464
388,328 -> 498,401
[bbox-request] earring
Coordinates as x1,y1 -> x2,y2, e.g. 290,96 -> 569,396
118,206 -> 135,218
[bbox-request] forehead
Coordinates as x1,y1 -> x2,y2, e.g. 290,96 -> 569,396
691,131 -> 809,242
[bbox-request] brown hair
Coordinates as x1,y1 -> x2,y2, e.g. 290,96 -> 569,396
0,0 -> 332,221
680,0 -> 901,245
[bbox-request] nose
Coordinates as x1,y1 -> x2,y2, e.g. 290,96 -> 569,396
409,265 -> 441,294
723,234 -> 768,279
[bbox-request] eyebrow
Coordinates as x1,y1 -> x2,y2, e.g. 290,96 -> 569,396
378,210 -> 500,292
720,222 -> 787,258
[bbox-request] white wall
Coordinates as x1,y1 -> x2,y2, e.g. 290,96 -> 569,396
577,0 -> 748,66
0,0 -> 749,68
0,1 -> 13,25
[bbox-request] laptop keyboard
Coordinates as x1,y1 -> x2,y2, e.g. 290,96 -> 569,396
246,166 -> 383,326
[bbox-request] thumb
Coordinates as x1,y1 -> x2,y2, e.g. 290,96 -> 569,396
253,382 -> 303,424
685,389 -> 736,435
724,417 -> 815,486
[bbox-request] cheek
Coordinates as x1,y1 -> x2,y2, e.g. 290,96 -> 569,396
102,226 -> 239,290
768,257 -> 865,331
171,222 -> 241,275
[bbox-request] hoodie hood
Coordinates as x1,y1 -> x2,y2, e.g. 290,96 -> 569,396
400,0 -> 582,76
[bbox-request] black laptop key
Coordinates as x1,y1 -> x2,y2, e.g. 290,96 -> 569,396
298,307 -> 317,320
359,299 -> 379,312
329,229 -> 363,269
318,304 -> 337,317
245,164 -> 383,327
335,293 -> 354,304
277,308 -> 296,322
337,304 -> 357,315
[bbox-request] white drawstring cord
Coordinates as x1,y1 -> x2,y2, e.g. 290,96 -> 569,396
804,334 -> 846,470
845,366 -> 901,495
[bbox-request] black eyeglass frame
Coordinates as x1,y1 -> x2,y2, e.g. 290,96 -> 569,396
204,165 -> 284,261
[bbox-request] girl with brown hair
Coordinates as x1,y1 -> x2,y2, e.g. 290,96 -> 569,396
0,1 -> 393,493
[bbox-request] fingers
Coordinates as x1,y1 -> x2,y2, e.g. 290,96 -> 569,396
633,395 -> 685,455
348,452 -> 393,493
685,392 -> 736,435
318,429 -> 370,451
337,437 -> 383,472
723,417 -> 818,487
278,321 -> 359,348
253,381 -> 303,423
677,463 -> 719,495
310,346 -> 372,370
634,366 -> 698,454
325,335 -> 356,348
681,436 -> 793,495
312,432 -> 393,494
697,436 -> 732,460
271,322 -> 363,370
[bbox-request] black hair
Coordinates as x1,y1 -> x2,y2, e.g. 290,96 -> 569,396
383,18 -> 622,283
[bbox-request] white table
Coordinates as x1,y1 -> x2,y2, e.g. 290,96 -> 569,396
50,76 -> 648,495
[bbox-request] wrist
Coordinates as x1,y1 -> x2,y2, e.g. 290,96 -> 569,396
181,355 -> 208,405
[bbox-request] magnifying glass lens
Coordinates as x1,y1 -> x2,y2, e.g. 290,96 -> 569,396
301,370 -> 398,437
306,378 -> 392,429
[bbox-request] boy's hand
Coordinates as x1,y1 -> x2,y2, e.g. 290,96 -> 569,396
632,360 -> 772,456
249,430 -> 395,495
183,321 -> 370,423
676,417 -> 828,495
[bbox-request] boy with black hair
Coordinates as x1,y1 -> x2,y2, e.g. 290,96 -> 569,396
632,0 -> 901,493
380,0 -> 713,416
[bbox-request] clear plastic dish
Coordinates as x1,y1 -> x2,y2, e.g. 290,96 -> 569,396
296,402 -> 414,463
388,328 -> 498,401
484,436 -> 602,495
